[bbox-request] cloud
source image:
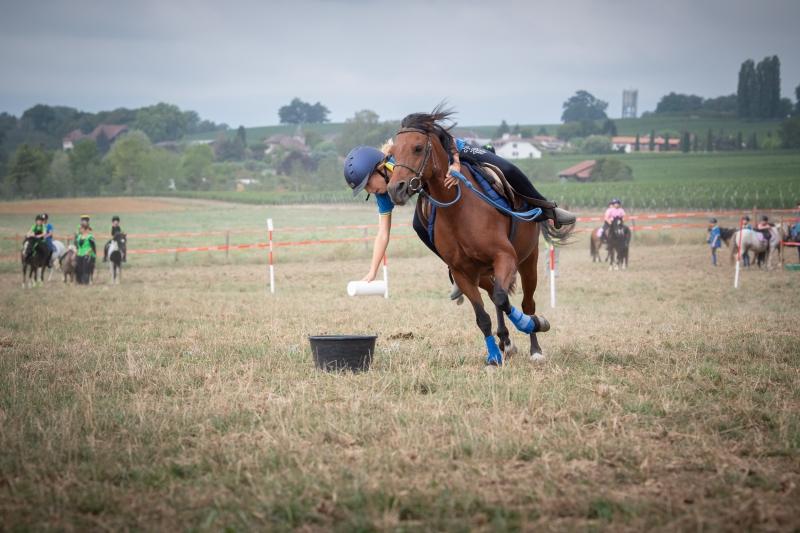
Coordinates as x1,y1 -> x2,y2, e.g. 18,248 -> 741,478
0,0 -> 798,126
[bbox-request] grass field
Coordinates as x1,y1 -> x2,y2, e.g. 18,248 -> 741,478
158,151 -> 800,210
1,198 -> 799,530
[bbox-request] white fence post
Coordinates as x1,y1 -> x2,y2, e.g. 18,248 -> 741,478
267,218 -> 275,294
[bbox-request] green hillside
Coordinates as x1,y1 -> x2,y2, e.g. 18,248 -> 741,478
184,116 -> 784,145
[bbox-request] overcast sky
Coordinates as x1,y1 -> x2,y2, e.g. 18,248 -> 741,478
1,0 -> 798,127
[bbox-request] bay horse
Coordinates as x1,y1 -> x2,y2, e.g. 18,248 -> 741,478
21,237 -> 51,288
60,245 -> 77,283
107,232 -> 126,284
606,217 -> 630,270
589,227 -> 607,262
386,109 -> 572,366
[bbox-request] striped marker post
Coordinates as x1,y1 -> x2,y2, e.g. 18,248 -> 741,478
267,218 -> 275,294
382,254 -> 389,299
734,217 -> 744,289
549,244 -> 556,308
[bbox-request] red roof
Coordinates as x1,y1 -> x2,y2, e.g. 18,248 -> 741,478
63,124 -> 128,144
558,160 -> 596,180
612,136 -> 679,145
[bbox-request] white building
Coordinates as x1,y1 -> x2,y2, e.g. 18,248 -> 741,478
494,134 -> 542,159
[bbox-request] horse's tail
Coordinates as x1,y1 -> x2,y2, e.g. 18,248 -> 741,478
589,234 -> 597,257
540,221 -> 574,247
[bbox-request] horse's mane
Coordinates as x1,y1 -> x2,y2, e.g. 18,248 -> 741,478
400,103 -> 457,154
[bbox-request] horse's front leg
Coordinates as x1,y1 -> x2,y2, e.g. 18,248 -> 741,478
453,270 -> 502,366
479,276 -> 515,358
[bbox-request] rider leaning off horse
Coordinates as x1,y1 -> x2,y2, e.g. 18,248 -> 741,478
601,198 -> 626,240
103,215 -> 126,263
344,127 -> 576,299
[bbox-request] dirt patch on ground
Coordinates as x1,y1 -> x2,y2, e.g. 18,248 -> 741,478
0,197 -> 189,215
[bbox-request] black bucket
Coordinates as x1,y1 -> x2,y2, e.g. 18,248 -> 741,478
308,335 -> 377,372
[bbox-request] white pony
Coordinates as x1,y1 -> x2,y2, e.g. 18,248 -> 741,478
46,240 -> 67,281
730,228 -> 781,269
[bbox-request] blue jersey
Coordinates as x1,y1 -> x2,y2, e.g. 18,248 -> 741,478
707,226 -> 721,248
44,223 -> 53,244
375,193 -> 394,215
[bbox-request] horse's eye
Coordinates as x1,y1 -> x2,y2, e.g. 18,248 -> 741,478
414,145 -> 423,153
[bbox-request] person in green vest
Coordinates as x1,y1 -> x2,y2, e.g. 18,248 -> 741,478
24,214 -> 46,261
75,215 -> 96,285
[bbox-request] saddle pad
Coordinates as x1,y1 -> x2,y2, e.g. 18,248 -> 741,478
475,163 -> 522,210
596,228 -> 603,238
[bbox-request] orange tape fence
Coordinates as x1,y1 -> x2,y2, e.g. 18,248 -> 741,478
4,209 -> 799,261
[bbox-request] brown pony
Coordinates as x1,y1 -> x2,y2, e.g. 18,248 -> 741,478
387,108 -> 572,365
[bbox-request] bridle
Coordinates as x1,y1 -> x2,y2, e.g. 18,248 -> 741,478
391,128 -> 439,194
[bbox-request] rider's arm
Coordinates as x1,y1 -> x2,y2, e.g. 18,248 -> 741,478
363,213 -> 391,282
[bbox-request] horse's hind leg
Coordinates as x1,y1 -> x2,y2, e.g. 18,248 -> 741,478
453,270 -> 502,367
518,249 -> 549,362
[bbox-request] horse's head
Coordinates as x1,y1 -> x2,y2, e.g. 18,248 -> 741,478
386,106 -> 454,205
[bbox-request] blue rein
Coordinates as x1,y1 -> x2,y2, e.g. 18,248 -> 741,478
422,184 -> 462,208
448,169 -> 542,222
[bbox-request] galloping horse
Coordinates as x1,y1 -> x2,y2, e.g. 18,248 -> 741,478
386,109 -> 572,365
606,216 -> 630,270
107,232 -> 126,284
21,238 -> 51,288
730,228 -> 781,270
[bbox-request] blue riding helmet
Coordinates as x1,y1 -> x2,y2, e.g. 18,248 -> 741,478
344,146 -> 386,197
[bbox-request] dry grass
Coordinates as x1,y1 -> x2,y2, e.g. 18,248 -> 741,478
1,241 -> 798,531
0,197 -> 189,215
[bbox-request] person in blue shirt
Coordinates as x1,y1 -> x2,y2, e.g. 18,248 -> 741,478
41,213 -> 55,254
707,218 -> 722,266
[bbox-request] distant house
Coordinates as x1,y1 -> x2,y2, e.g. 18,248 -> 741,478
264,134 -> 309,156
531,135 -> 569,153
493,134 -> 542,159
558,160 -> 597,182
62,124 -> 128,150
611,135 -> 680,153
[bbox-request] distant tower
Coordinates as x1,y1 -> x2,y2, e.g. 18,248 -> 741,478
622,89 -> 638,119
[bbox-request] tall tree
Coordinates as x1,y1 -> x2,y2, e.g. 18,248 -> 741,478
236,125 -> 247,146
706,129 -> 714,152
680,132 -> 691,153
495,120 -> 510,138
2,144 -> 51,197
133,103 -> 188,143
737,59 -> 756,118
648,130 -> 655,151
634,133 -> 640,152
561,90 -> 608,122
795,84 -> 800,116
278,98 -> 330,124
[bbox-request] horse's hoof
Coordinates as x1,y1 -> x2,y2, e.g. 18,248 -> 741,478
535,316 -> 550,333
503,342 -> 518,359
485,353 -> 503,367
530,352 -> 547,363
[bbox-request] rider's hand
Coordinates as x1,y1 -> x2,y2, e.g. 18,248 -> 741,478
445,162 -> 461,189
361,271 -> 376,282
